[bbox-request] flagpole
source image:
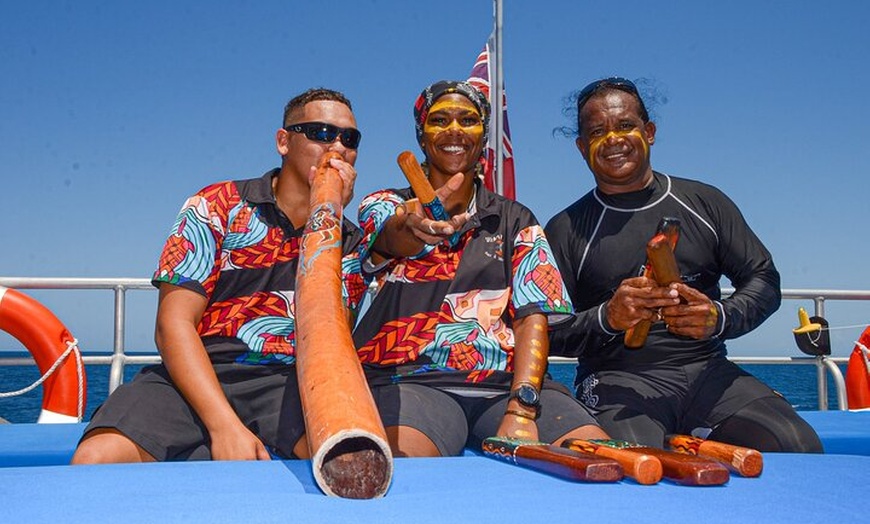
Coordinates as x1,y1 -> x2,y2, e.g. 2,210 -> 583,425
492,0 -> 504,195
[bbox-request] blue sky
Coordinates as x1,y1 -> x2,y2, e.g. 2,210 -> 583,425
2,1 -> 869,358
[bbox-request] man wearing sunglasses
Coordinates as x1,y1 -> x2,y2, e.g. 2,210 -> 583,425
544,77 -> 822,453
73,88 -> 367,464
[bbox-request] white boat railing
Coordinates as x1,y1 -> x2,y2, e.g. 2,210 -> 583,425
1,277 -> 867,410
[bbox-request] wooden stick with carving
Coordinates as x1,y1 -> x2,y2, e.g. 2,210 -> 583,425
295,151 -> 393,499
667,434 -> 763,477
561,438 -> 663,485
624,217 -> 681,348
396,150 -> 459,245
579,439 -> 730,486
482,437 -> 623,482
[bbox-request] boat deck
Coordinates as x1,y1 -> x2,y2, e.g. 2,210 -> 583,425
0,411 -> 867,523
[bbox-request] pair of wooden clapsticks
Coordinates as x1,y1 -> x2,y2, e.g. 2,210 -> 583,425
624,217 -> 682,348
482,434 -> 762,486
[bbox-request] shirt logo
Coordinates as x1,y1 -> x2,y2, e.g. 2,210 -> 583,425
483,234 -> 504,261
579,374 -> 600,408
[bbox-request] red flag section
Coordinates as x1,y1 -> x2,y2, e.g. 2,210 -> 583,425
468,35 -> 516,199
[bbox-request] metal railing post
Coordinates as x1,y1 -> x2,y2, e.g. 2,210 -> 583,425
816,357 -> 828,410
812,296 -> 829,410
109,285 -> 127,393
821,356 -> 848,410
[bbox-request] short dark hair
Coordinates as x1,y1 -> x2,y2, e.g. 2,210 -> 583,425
283,88 -> 353,127
576,77 -> 650,129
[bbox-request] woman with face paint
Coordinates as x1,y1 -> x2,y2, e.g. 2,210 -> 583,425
545,77 -> 823,453
353,81 -> 608,457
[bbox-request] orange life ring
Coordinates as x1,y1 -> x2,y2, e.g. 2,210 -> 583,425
846,326 -> 870,410
0,286 -> 86,422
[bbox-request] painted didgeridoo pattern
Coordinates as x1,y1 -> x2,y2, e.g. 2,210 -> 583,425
295,151 -> 393,498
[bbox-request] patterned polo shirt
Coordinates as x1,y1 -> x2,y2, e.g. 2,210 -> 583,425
353,180 -> 573,385
152,169 -> 365,366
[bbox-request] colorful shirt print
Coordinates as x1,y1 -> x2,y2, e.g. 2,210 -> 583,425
353,181 -> 573,384
152,169 -> 364,365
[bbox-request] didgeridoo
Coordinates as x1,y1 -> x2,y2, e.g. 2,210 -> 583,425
624,217 -> 681,349
295,151 -> 393,498
667,434 -> 763,477
585,439 -> 730,486
482,437 -> 623,482
561,438 -> 663,485
396,150 -> 459,245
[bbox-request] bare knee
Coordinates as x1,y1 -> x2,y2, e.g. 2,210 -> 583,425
385,425 -> 441,457
292,435 -> 310,459
553,424 -> 610,446
71,428 -> 156,464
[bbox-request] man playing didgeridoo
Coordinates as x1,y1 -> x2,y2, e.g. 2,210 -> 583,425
545,77 -> 822,453
353,80 -> 608,457
72,88 -> 366,463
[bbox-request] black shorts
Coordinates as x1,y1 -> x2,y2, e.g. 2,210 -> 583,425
370,377 -> 600,456
81,363 -> 306,460
576,356 -> 782,435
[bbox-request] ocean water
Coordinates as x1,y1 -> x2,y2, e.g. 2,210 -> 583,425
546,363 -> 848,413
0,355 -> 849,424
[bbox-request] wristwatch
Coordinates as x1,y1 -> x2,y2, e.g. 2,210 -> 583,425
509,384 -> 541,410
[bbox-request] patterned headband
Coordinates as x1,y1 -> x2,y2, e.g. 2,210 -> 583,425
413,80 -> 491,148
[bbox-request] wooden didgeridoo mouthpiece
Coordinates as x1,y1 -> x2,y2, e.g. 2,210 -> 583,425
295,151 -> 393,498
667,434 -> 763,477
562,438 -> 663,485
624,218 -> 681,348
482,437 -> 623,482
584,439 -> 729,486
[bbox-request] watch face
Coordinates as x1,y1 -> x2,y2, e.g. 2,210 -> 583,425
516,385 -> 540,407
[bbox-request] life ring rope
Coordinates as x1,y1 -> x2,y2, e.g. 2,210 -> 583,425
0,338 -> 85,421
855,340 -> 870,375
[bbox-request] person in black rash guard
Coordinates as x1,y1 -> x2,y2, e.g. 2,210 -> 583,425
545,77 -> 823,453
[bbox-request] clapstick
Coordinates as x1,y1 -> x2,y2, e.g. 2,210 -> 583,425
396,150 -> 459,245
562,438 -> 663,485
482,437 -> 623,482
625,218 -> 681,348
667,434 -> 763,477
583,439 -> 730,486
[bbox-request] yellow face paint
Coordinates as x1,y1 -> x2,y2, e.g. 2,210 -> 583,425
587,129 -> 649,171
423,100 -> 484,138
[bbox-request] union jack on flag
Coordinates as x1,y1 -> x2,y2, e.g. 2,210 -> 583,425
468,35 -> 516,200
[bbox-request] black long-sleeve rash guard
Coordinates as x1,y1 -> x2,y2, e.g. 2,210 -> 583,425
545,172 -> 781,370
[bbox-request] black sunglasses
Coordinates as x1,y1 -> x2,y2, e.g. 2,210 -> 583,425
576,77 -> 639,111
284,122 -> 362,149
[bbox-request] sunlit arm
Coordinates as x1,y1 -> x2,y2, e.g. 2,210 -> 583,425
154,284 -> 270,461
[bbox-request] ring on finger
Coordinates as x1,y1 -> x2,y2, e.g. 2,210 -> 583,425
427,223 -> 436,235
